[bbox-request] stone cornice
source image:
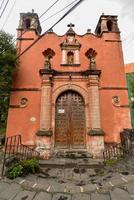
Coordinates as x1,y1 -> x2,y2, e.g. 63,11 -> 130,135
17,38 -> 35,41
61,64 -> 80,67
39,69 -> 101,77
100,87 -> 128,90
12,88 -> 41,91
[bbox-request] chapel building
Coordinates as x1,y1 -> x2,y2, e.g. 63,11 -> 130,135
6,12 -> 131,158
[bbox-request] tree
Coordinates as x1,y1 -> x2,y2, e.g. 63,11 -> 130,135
0,31 -> 18,132
126,73 -> 134,97
126,73 -> 134,128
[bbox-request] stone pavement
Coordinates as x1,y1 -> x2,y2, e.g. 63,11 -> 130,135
0,177 -> 134,200
0,158 -> 134,199
0,151 -> 134,199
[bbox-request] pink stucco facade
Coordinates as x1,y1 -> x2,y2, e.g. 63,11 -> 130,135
6,13 -> 131,158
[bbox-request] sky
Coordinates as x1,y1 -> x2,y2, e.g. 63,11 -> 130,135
0,0 -> 134,64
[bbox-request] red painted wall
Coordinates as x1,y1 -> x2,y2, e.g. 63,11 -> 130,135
6,20 -> 131,145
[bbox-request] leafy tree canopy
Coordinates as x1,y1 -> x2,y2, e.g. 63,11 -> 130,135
0,31 -> 18,130
126,73 -> 134,96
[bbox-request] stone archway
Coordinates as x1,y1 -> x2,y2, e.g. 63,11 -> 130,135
55,90 -> 86,149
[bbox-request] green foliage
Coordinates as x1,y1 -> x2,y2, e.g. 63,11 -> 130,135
126,73 -> 134,97
20,158 -> 39,175
6,163 -> 23,179
126,73 -> 134,127
0,31 -> 18,129
0,127 -> 6,135
105,159 -> 118,166
6,158 -> 39,179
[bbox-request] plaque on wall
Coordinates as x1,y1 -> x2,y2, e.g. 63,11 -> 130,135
58,109 -> 65,114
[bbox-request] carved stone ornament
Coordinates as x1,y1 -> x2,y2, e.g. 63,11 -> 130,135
42,48 -> 55,70
85,48 -> 97,70
60,24 -> 81,50
20,97 -> 28,107
112,96 -> 120,106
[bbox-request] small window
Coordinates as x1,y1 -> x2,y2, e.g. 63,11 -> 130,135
107,20 -> 113,31
67,51 -> 74,64
25,18 -> 31,29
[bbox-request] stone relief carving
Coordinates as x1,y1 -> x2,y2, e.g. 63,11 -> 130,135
20,97 -> 28,107
60,24 -> 81,65
112,96 -> 120,106
42,48 -> 55,70
85,48 -> 97,70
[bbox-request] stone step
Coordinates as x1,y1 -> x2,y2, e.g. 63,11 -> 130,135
39,158 -> 104,169
53,150 -> 93,159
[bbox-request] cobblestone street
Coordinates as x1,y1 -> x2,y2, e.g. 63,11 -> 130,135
0,151 -> 134,200
0,175 -> 134,200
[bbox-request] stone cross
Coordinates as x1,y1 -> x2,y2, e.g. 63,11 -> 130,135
67,23 -> 75,28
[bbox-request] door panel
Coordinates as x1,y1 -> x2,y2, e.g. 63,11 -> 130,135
55,91 -> 85,148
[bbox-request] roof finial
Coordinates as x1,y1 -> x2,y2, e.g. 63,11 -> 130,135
67,23 -> 75,28
32,9 -> 34,13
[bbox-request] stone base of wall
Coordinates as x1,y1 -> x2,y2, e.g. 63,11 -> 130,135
34,134 -> 104,159
88,136 -> 104,158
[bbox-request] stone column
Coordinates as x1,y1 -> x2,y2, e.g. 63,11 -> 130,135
88,75 -> 101,129
74,50 -> 80,64
35,74 -> 54,159
40,75 -> 52,134
61,50 -> 66,64
87,75 -> 104,158
101,17 -> 108,32
35,74 -> 53,159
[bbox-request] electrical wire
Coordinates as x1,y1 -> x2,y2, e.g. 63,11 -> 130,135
0,0 -> 10,19
39,0 -> 60,19
41,0 -> 78,24
0,0 -> 5,10
17,0 -> 85,58
0,0 -> 61,55
47,0 -> 82,32
1,0 -> 16,29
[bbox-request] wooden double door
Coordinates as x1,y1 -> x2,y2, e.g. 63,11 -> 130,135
55,90 -> 86,149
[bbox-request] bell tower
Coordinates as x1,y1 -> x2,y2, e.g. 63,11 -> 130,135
17,10 -> 42,54
18,10 -> 42,35
95,14 -> 120,35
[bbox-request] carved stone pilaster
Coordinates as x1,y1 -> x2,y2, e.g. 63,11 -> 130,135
87,74 -> 104,158
88,75 -> 101,130
38,75 -> 52,136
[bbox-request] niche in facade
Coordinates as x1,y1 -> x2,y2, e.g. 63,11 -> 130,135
60,23 -> 81,66
85,48 -> 97,70
42,48 -> 55,70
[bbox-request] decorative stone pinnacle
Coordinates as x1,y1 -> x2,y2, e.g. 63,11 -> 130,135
67,23 -> 75,28
87,29 -> 91,33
